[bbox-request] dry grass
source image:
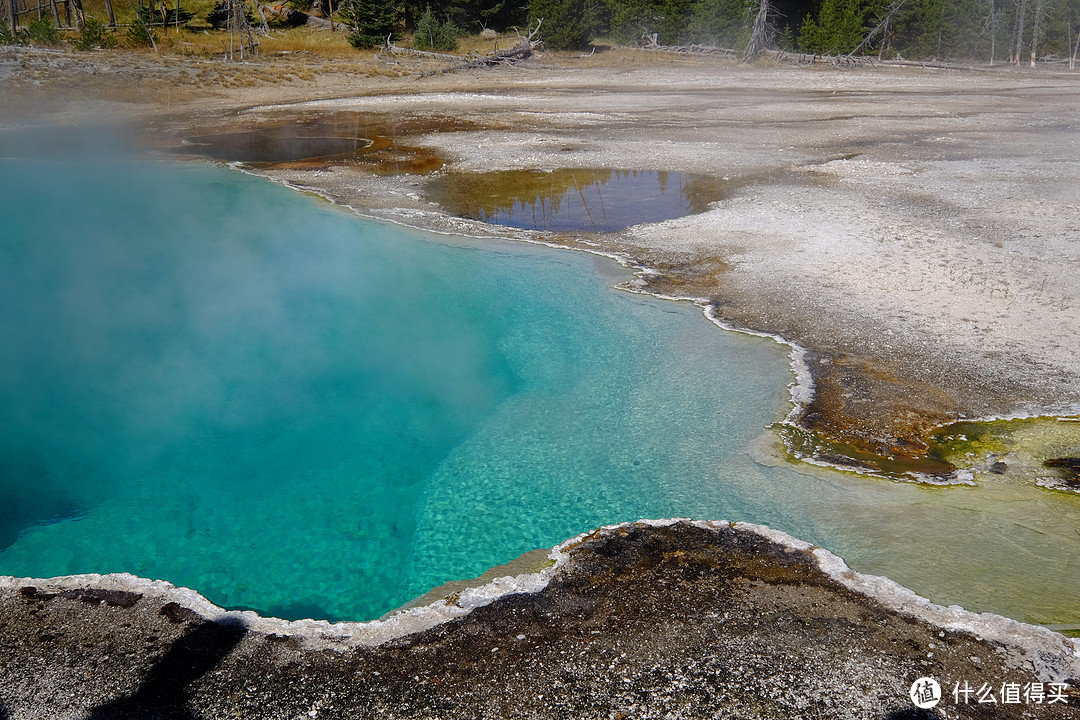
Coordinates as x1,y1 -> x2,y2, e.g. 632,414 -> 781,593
455,33 -> 505,55
259,27 -> 358,57
164,25 -> 361,60
58,0 -> 523,62
12,5 -> 657,88
47,0 -> 358,59
23,0 -> 606,71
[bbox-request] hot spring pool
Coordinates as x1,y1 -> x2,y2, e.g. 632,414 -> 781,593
1,158 -> 1077,627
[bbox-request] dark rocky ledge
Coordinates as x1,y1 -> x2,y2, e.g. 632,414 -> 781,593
1,520 -> 1077,718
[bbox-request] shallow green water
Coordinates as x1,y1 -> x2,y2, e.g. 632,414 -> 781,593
1,159 -> 1078,626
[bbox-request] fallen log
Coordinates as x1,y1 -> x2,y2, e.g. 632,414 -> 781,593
770,49 -> 876,67
639,33 -> 737,58
381,43 -> 463,63
380,18 -> 542,69
484,37 -> 533,63
477,18 -> 542,64
259,4 -> 333,30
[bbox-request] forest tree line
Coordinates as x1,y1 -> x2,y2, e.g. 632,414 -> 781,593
4,0 -> 1078,62
339,0 -> 1080,62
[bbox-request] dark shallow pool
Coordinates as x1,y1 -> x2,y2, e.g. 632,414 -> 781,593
429,168 -> 729,232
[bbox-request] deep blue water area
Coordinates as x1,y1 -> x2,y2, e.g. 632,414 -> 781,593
2,158 -> 1078,626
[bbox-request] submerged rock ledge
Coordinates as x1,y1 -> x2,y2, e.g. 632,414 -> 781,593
1,520 -> 1077,718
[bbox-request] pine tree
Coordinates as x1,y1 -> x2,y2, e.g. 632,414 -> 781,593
686,0 -> 751,48
528,0 -> 600,49
414,4 -> 460,50
339,0 -> 399,48
798,0 -> 866,54
424,0 -> 526,33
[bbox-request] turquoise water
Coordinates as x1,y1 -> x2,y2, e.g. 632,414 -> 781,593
2,159 -> 1079,625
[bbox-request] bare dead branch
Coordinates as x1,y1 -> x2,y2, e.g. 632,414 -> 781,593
379,18 -> 543,70
639,33 -> 737,58
742,0 -> 772,63
848,0 -> 907,58
770,49 -> 876,67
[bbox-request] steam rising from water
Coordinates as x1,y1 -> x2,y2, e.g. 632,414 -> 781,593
0,159 -> 517,617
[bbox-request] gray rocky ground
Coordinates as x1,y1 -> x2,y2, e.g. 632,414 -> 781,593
1,521 -> 1078,719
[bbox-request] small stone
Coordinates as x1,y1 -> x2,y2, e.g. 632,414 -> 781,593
18,587 -> 56,602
